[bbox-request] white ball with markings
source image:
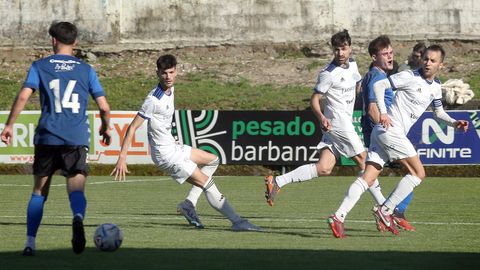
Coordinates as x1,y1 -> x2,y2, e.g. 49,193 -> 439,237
93,223 -> 123,251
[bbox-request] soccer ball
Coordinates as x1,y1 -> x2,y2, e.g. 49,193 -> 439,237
93,223 -> 123,251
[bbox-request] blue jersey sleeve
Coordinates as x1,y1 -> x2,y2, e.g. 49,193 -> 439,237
366,72 -> 387,103
23,63 -> 40,91
88,67 -> 105,99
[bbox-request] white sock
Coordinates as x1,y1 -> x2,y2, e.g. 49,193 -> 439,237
25,236 -> 35,249
368,179 -> 386,205
334,177 -> 369,222
275,164 -> 318,188
382,174 -> 422,214
201,157 -> 219,178
185,185 -> 203,206
186,157 -> 219,207
202,178 -> 242,224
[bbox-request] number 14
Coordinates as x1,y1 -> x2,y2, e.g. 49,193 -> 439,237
49,79 -> 80,113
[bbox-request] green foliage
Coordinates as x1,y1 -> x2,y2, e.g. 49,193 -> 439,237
466,72 -> 480,98
0,175 -> 479,270
0,73 -> 311,111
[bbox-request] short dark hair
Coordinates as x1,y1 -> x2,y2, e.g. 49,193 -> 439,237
368,35 -> 391,56
425,44 -> 446,62
331,29 -> 351,47
156,54 -> 177,70
48,21 -> 77,45
412,42 -> 427,54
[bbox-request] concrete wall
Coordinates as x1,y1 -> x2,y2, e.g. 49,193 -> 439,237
1,0 -> 479,48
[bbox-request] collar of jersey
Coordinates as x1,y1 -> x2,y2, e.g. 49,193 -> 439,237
414,68 -> 434,85
156,84 -> 172,96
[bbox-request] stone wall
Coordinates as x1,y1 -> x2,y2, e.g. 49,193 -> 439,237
1,0 -> 479,48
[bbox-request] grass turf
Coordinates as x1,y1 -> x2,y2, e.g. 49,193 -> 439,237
1,175 -> 479,269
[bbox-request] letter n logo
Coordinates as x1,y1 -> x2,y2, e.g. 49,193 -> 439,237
422,118 -> 454,145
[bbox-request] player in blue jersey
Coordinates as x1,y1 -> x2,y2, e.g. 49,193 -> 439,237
360,35 -> 416,232
1,22 -> 111,256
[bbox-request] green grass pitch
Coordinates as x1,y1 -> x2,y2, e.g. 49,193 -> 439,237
1,175 -> 479,269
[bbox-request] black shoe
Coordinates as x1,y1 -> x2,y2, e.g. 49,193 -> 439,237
72,215 -> 86,254
22,246 -> 34,256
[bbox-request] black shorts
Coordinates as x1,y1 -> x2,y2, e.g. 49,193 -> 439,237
33,145 -> 89,177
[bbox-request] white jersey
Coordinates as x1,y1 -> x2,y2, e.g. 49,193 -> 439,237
387,69 -> 443,134
314,59 -> 361,130
138,85 -> 176,147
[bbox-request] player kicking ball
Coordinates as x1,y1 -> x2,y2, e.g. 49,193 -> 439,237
328,45 -> 469,238
111,54 -> 261,232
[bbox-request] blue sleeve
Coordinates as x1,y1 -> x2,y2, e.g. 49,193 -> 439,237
366,72 -> 386,103
88,67 -> 105,99
23,63 -> 40,91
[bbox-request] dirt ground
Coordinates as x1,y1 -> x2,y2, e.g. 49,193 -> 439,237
1,40 -> 480,90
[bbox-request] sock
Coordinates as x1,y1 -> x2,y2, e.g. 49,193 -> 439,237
186,157 -> 220,206
185,185 -> 203,206
202,178 -> 242,224
26,193 -> 46,238
69,191 -> 86,219
25,235 -> 36,250
383,175 -> 422,214
395,192 -> 414,214
275,164 -> 318,188
334,177 -> 369,222
201,157 -> 219,178
368,179 -> 386,205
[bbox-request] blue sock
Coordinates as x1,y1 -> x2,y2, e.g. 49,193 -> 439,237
396,192 -> 414,214
69,191 -> 87,219
26,193 -> 46,237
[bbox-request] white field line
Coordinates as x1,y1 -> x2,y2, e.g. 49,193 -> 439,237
1,177 -> 479,226
0,176 -> 235,187
0,214 -> 479,226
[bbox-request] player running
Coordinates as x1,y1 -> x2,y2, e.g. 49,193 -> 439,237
328,45 -> 469,238
264,30 -> 386,217
360,35 -> 416,232
111,54 -> 261,232
1,22 -> 111,255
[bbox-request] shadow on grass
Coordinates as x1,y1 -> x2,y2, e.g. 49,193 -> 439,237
2,248 -> 479,270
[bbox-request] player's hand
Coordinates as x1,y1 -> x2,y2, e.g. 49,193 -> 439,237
379,113 -> 391,129
110,159 -> 130,182
1,125 -> 13,145
320,116 -> 332,132
454,120 -> 469,132
99,125 -> 111,146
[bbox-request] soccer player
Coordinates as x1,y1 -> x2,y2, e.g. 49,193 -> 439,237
360,35 -> 416,232
264,30 -> 386,213
1,22 -> 111,255
110,54 -> 261,232
328,45 -> 469,238
398,42 -> 427,72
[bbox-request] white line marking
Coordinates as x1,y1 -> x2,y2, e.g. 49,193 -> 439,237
0,176 -> 234,187
0,215 -> 478,226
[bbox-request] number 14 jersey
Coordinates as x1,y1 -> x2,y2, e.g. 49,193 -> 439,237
23,54 -> 105,147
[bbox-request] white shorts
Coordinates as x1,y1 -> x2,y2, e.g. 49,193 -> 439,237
316,129 -> 365,158
150,143 -> 197,184
366,125 -> 417,167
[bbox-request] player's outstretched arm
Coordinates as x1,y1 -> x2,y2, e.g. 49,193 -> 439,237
110,114 -> 145,182
1,88 -> 33,145
432,99 -> 469,133
95,96 -> 111,146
